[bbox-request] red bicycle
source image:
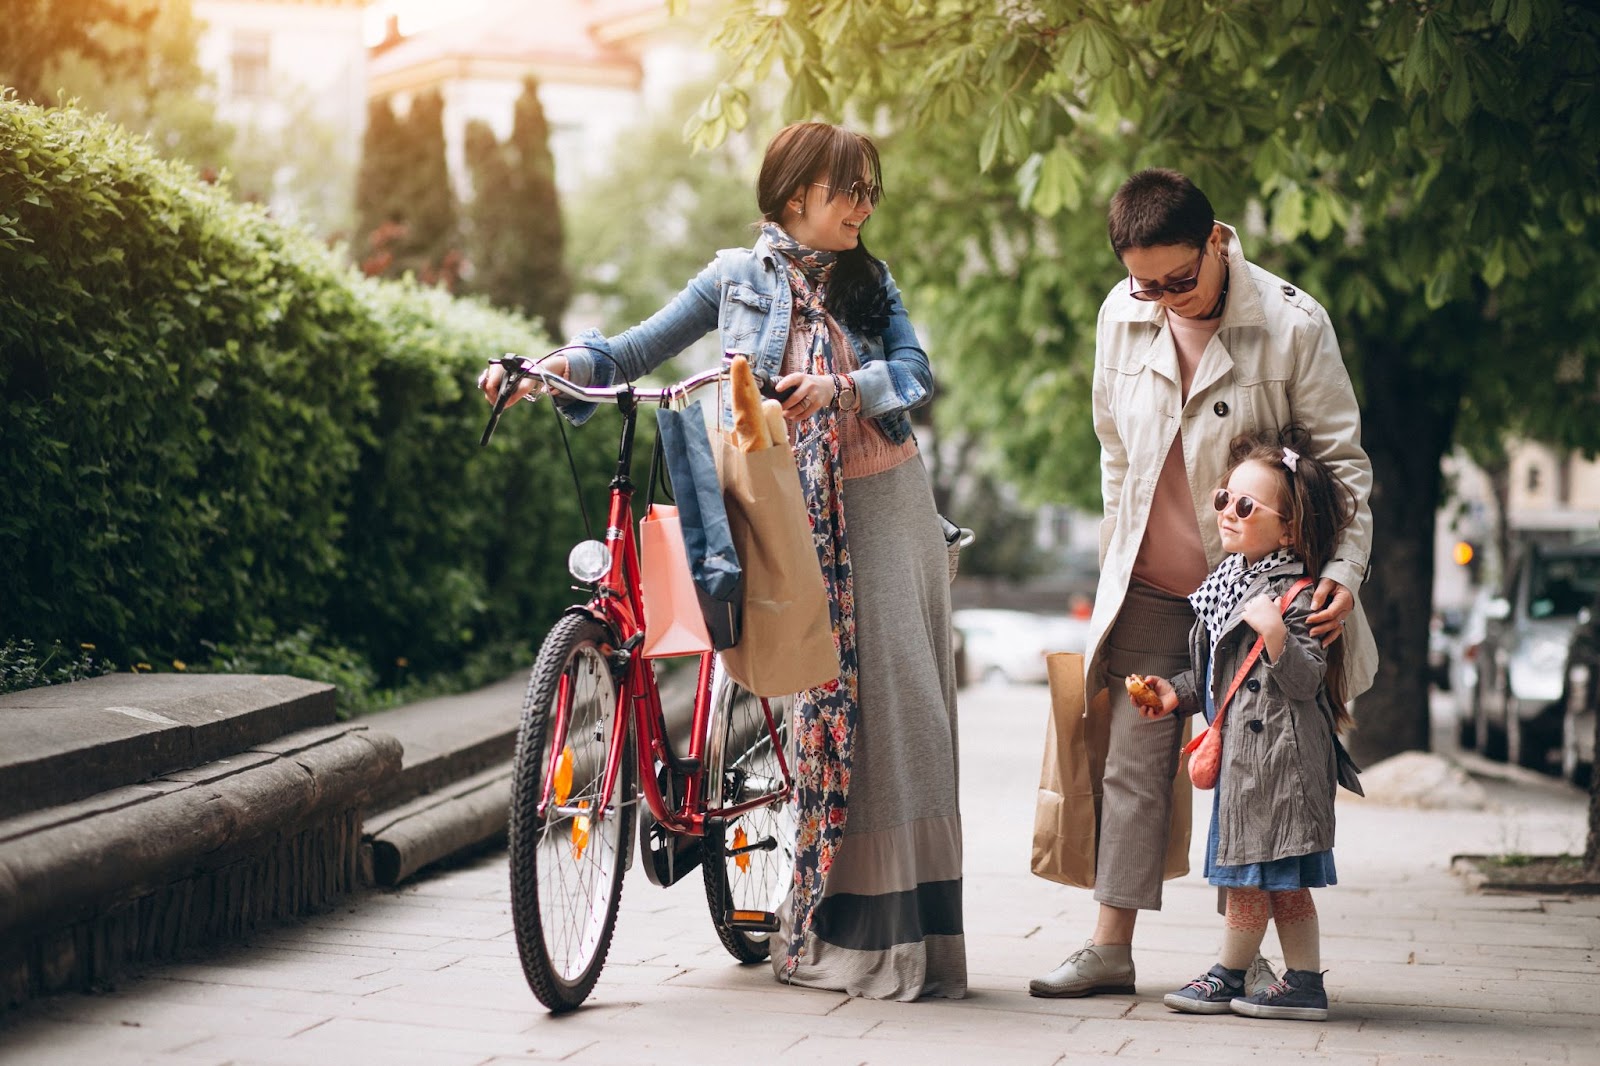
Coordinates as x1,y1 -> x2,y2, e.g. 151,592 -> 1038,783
481,353 -> 797,1013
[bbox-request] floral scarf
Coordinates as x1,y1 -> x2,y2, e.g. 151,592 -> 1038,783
760,222 -> 860,978
1187,547 -> 1300,650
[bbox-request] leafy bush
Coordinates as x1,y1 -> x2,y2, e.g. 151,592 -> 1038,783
0,97 -> 608,698
0,639 -> 115,694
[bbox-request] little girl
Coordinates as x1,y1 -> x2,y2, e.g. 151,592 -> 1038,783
1134,424 -> 1361,1022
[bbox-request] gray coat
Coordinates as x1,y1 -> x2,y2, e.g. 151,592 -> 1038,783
1170,559 -> 1343,867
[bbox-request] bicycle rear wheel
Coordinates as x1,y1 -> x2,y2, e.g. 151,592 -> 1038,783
509,613 -> 636,1012
702,670 -> 796,962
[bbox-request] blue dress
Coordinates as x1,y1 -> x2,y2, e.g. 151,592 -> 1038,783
1201,661 -> 1337,890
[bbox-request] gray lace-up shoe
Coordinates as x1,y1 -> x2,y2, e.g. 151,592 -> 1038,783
1028,941 -> 1135,998
1163,963 -> 1246,1014
1230,967 -> 1329,1020
1245,954 -> 1278,996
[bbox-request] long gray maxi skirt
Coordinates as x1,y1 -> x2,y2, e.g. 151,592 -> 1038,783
770,456 -> 967,999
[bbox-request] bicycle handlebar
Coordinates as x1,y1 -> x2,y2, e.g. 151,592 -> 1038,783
479,355 -> 728,446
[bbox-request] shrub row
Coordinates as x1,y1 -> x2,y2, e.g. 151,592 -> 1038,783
0,98 -> 614,690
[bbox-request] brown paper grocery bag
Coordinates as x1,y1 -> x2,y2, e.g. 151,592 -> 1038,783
714,433 -> 839,697
1031,652 -> 1191,887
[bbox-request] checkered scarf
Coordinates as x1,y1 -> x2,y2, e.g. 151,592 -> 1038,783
1187,548 -> 1299,649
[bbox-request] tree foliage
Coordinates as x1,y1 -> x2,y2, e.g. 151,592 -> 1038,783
690,0 -> 1600,764
1,0 -> 230,169
464,78 -> 570,338
563,76 -> 761,337
0,0 -> 154,105
356,91 -> 461,287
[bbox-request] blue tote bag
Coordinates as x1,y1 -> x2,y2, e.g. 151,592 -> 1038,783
654,402 -> 743,649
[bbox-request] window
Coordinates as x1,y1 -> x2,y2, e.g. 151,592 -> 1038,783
231,31 -> 271,100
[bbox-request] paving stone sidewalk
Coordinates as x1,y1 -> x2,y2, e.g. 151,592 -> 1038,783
2,684 -> 1596,1065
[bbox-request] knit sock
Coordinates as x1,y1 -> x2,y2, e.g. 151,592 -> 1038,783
1270,889 -> 1321,972
1219,887 -> 1271,970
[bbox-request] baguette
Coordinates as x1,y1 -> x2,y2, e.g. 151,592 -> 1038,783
762,399 -> 787,448
729,355 -> 768,451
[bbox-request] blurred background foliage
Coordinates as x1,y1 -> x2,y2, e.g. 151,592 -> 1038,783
0,98 -> 611,712
689,0 -> 1600,763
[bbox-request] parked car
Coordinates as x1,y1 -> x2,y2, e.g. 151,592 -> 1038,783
1559,595 -> 1599,787
1429,606 -> 1465,691
951,609 -> 1087,686
1474,540 -> 1600,769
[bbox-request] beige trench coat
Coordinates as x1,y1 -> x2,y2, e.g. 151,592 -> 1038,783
1083,224 -> 1378,713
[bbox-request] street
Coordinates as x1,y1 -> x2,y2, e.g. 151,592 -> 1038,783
1,682 -> 1596,1065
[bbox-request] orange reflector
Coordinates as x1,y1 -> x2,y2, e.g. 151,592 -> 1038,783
731,910 -> 767,923
733,826 -> 750,873
553,746 -> 574,805
571,800 -> 591,860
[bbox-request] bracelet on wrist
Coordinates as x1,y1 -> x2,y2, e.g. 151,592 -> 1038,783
839,373 -> 859,412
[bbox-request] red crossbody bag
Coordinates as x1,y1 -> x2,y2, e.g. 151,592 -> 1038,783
1184,577 -> 1313,790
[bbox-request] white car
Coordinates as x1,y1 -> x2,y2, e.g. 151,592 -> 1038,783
952,609 -> 1088,686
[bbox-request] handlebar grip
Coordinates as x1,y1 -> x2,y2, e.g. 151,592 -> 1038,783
479,358 -> 529,447
753,369 -> 797,403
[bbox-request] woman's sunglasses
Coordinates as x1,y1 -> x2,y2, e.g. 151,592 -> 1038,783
1128,250 -> 1205,302
1213,489 -> 1284,520
811,181 -> 882,209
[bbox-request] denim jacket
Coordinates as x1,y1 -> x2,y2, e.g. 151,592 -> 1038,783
558,234 -> 931,443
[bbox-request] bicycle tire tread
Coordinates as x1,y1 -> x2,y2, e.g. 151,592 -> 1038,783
509,613 -> 634,1012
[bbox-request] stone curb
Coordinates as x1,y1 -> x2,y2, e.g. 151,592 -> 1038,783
0,722 -> 401,1008
364,761 -> 511,886
0,724 -> 400,939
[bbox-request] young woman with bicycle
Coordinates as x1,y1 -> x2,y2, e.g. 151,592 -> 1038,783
483,121 -> 965,1002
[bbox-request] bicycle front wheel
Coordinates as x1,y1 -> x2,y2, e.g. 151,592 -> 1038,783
702,670 -> 796,962
509,613 -> 636,1012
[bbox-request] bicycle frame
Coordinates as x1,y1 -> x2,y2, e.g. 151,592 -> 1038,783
525,370 -> 792,840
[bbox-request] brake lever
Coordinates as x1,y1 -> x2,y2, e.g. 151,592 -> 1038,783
752,369 -> 798,403
480,355 -> 533,447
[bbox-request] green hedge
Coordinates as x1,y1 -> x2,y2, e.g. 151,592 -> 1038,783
0,97 -> 613,687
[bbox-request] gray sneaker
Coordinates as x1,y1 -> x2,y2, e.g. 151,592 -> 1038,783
1245,954 -> 1277,996
1163,964 -> 1245,1014
1230,968 -> 1328,1021
1028,941 -> 1135,998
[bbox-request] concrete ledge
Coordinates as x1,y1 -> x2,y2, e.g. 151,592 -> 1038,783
365,762 -> 511,886
0,674 -> 335,820
0,722 -> 401,1008
360,675 -> 524,814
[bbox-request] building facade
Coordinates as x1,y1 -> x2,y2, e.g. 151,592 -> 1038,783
365,0 -> 716,199
192,0 -> 369,230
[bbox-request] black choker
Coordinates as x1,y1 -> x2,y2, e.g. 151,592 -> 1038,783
1203,264 -> 1231,320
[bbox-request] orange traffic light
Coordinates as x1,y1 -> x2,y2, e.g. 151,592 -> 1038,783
1452,541 -> 1475,567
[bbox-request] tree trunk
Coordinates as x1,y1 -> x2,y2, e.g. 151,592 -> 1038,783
1343,343 -> 1457,768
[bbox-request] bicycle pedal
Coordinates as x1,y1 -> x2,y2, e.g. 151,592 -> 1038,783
727,909 -> 779,933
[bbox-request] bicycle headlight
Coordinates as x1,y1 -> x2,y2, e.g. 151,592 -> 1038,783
567,540 -> 612,583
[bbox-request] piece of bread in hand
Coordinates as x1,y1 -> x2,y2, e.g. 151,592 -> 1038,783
1125,673 -> 1163,711
729,355 -> 768,451
762,399 -> 787,448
